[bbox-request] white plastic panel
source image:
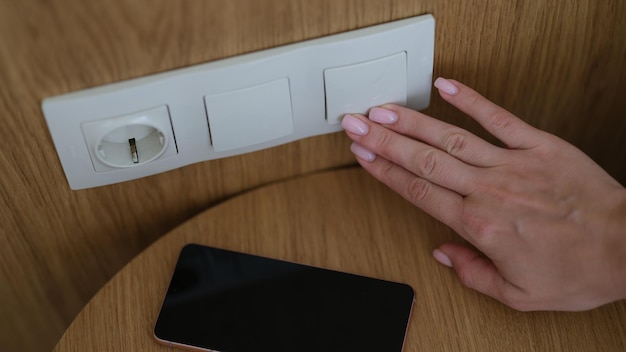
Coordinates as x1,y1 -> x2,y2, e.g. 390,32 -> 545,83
324,52 -> 408,125
42,14 -> 435,189
205,78 -> 294,152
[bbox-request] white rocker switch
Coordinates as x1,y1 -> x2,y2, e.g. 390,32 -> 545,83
324,52 -> 408,125
204,78 -> 294,152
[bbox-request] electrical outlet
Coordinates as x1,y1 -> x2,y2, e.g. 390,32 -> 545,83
81,105 -> 177,172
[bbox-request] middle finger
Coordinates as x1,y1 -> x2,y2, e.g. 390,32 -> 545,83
371,105 -> 507,167
343,114 -> 479,196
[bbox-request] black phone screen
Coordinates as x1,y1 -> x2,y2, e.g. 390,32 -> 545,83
154,244 -> 415,352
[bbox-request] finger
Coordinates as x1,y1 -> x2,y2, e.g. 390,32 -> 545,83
434,77 -> 544,150
368,105 -> 506,167
434,242 -> 527,310
343,114 -> 479,196
351,143 -> 465,231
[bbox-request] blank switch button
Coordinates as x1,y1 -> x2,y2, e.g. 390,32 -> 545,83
205,79 -> 294,152
324,52 -> 408,125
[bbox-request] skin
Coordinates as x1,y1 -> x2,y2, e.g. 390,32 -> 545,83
341,77 -> 626,311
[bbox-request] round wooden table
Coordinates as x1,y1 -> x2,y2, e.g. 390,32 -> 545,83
53,168 -> 626,351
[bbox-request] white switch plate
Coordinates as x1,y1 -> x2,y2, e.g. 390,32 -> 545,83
204,78 -> 295,152
42,14 -> 435,189
324,52 -> 408,125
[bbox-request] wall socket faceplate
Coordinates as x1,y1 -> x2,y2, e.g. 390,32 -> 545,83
42,14 -> 435,189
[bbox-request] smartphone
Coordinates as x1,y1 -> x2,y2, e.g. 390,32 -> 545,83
154,243 -> 415,352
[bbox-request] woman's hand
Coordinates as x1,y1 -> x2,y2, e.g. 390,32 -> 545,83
341,77 -> 626,311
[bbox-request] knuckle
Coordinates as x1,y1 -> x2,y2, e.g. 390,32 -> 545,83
413,149 -> 437,178
405,177 -> 432,203
442,131 -> 467,156
378,160 -> 398,182
461,211 -> 498,245
474,223 -> 499,244
373,131 -> 395,155
489,110 -> 513,132
462,88 -> 512,131
457,266 -> 478,290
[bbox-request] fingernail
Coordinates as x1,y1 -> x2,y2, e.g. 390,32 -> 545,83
369,107 -> 398,124
341,114 -> 369,136
350,142 -> 376,162
434,77 -> 459,96
433,249 -> 452,267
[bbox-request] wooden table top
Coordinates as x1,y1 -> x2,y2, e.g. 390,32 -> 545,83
53,168 -> 626,351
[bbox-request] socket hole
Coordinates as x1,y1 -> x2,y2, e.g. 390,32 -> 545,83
95,124 -> 167,168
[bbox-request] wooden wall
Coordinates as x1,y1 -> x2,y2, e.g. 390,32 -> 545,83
0,1 -> 624,351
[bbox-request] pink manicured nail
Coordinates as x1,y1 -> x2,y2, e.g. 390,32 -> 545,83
350,142 -> 376,162
369,107 -> 398,124
341,114 -> 369,136
433,249 -> 453,267
434,77 -> 459,96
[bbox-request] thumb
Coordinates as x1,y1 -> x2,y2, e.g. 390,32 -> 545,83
433,243 -> 521,308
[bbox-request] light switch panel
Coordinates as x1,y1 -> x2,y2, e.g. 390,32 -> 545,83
324,52 -> 408,125
42,14 -> 434,189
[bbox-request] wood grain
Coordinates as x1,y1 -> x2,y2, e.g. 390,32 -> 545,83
53,168 -> 626,352
0,0 -> 625,351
